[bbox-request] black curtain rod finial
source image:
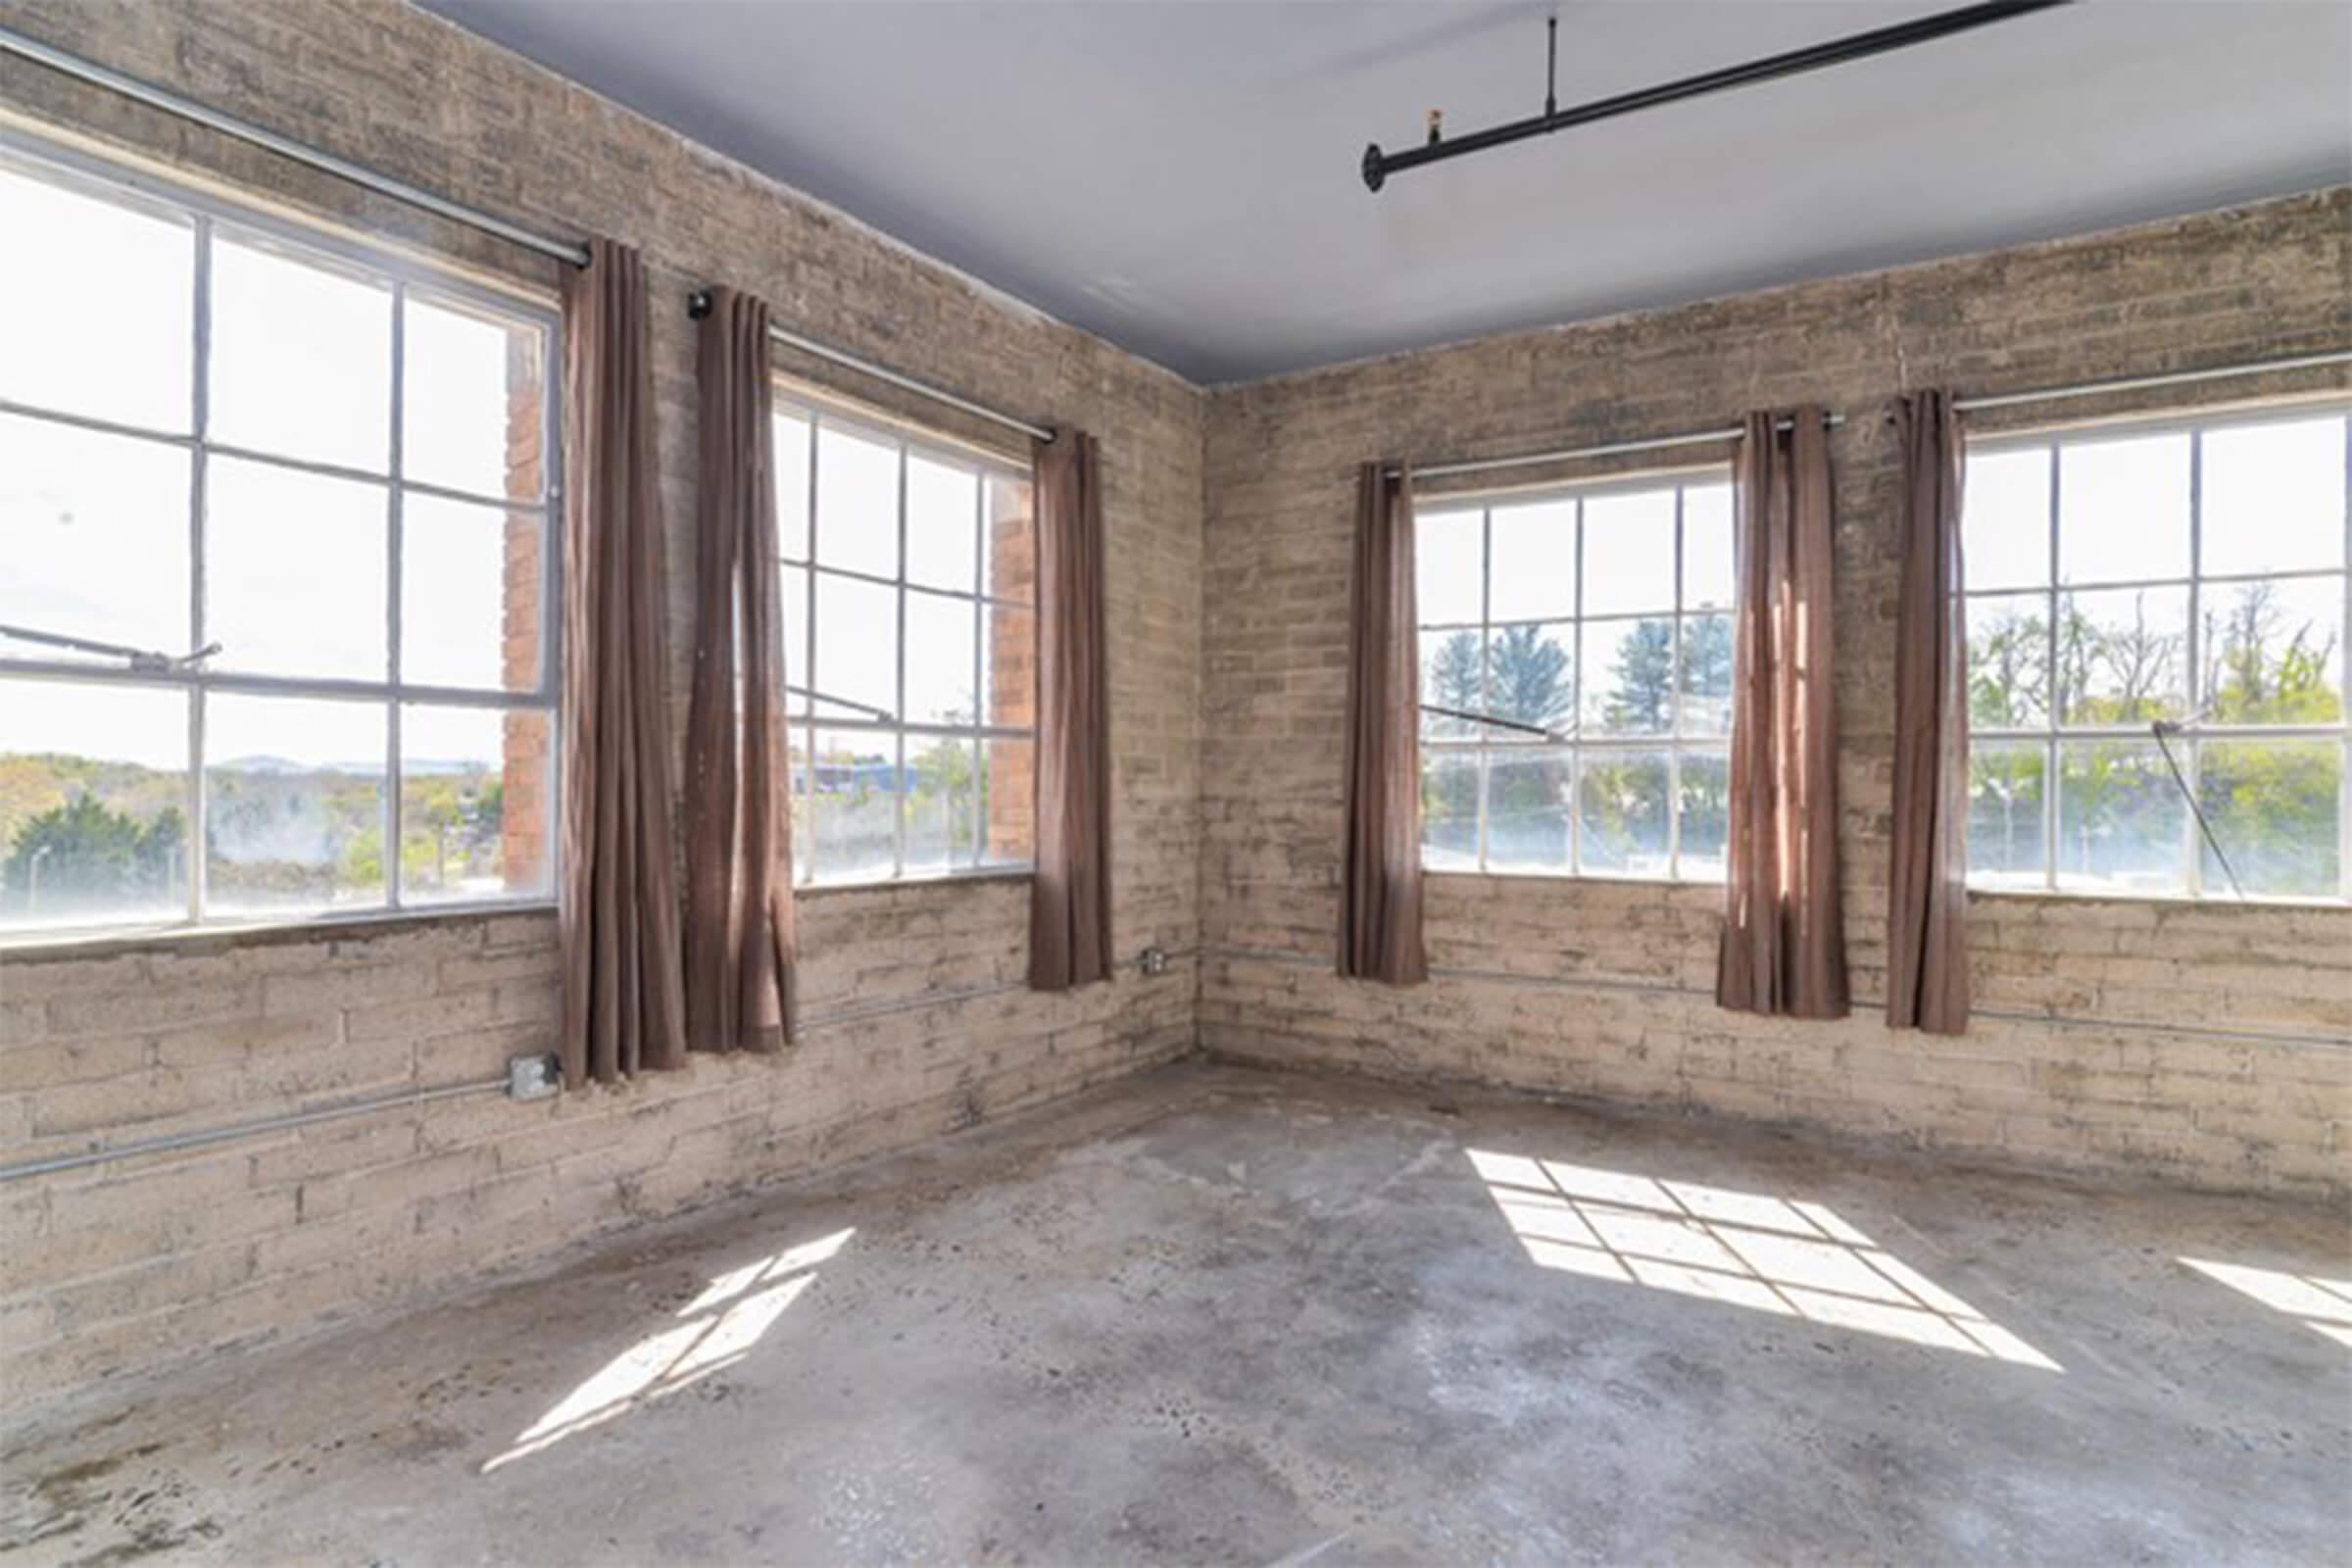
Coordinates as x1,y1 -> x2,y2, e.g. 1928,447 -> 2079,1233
1361,143 -> 1387,192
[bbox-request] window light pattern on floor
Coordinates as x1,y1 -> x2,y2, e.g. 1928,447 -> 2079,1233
2180,1257 -> 2352,1348
1467,1151 -> 2059,1370
483,1227 -> 856,1472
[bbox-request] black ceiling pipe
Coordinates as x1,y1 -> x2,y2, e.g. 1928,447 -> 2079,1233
1362,0 -> 2074,193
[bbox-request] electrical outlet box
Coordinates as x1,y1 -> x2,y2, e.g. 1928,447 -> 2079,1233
1139,946 -> 1169,977
507,1053 -> 561,1101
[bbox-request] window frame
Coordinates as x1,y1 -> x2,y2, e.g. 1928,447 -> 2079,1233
1417,464 -> 1734,884
0,129 -> 564,938
772,387 -> 1036,888
1962,400 -> 2352,905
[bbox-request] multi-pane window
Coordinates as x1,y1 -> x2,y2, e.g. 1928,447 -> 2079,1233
1416,473 -> 1735,880
1964,406 -> 2349,901
773,397 -> 1036,885
0,139 -> 560,935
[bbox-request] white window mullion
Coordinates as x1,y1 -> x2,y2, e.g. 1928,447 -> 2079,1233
893,443 -> 909,879
187,213 -> 213,923
384,282 -> 407,910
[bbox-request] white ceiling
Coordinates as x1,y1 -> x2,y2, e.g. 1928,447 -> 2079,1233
419,1 -> 2352,384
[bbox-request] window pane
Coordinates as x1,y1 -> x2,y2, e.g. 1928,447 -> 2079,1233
808,726 -> 896,883
905,735 -> 978,875
210,232 -> 391,472
2055,739 -> 2184,896
1420,752 -> 1479,871
812,571 -> 897,718
1678,749 -> 1730,881
2056,586 -> 2188,726
0,163 -> 192,432
775,412 -> 811,561
1968,739 -> 2047,888
0,414 -> 190,665
2201,416 -> 2346,578
402,497 -> 540,691
1487,499 -> 1575,622
1578,751 -> 1670,877
1966,592 -> 2051,729
1483,623 -> 1575,737
1581,490 -> 1676,615
205,694 -> 385,914
780,564 -> 808,715
2197,739 -> 2340,900
983,603 -> 1035,730
906,591 -> 978,726
984,473 -> 1034,604
399,705 -> 550,903
980,735 -> 1034,865
403,294 -> 545,500
1416,508 -> 1483,625
1583,618 -> 1676,737
1420,629 -> 1483,740
2059,430 -> 2189,585
814,424 -> 899,579
208,459 -> 388,681
1678,613 -> 1735,738
2200,575 -> 2343,725
906,454 -> 979,593
1963,446 -> 2050,593
1682,483 -> 1735,612
0,681 -> 188,930
788,726 -> 811,883
1485,751 -> 1570,874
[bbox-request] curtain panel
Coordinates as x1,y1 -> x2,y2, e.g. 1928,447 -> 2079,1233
1886,389 -> 1973,1034
558,238 -> 689,1085
685,285 -> 797,1055
1338,462 -> 1428,986
1717,409 -> 1848,1018
1029,425 -> 1113,991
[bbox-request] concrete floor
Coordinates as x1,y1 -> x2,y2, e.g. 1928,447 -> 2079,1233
3,1061 -> 2346,1566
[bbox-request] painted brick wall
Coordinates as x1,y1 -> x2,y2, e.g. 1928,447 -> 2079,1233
1200,190 -> 2352,1200
0,0 -> 1201,1405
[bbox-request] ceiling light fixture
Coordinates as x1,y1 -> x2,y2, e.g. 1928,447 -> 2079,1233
1361,0 -> 2073,193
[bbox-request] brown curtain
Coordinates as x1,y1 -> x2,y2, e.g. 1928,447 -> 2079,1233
1886,390 -> 1972,1034
558,238 -> 687,1086
684,286 -> 796,1054
1338,462 -> 1427,985
1717,410 -> 1847,1018
1029,425 -> 1112,991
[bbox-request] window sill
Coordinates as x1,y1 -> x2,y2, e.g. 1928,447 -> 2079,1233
0,901 -> 558,964
1964,885 -> 2349,913
797,865 -> 1034,899
1424,868 -> 1726,890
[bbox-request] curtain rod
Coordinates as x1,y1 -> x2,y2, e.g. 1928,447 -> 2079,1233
689,289 -> 1054,445
0,24 -> 592,269
1391,414 -> 1845,481
1954,349 -> 2352,414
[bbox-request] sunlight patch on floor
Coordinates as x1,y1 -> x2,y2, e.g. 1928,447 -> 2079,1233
482,1226 -> 856,1472
1467,1150 -> 2059,1369
2180,1257 -> 2352,1348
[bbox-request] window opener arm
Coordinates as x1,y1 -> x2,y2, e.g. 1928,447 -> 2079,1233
0,621 -> 220,673
2150,720 -> 2246,900
1420,703 -> 1573,743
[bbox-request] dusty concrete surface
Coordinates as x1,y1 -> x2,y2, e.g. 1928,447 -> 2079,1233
3,1060 -> 2346,1566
